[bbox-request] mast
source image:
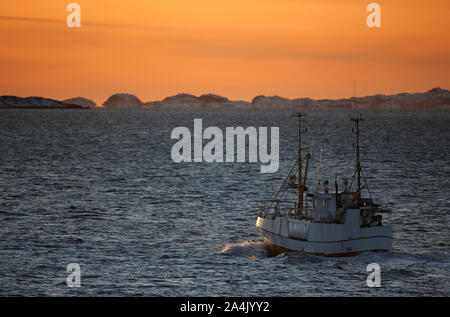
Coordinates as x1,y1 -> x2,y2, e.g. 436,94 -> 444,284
316,147 -> 323,189
303,153 -> 311,216
294,113 -> 307,214
351,114 -> 364,196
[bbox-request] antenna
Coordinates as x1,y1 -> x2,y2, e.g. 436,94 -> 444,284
292,112 -> 307,215
350,113 -> 365,196
316,147 -> 323,189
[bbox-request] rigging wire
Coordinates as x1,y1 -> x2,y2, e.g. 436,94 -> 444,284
345,146 -> 356,180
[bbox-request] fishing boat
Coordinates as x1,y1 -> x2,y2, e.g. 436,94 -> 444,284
256,113 -> 393,257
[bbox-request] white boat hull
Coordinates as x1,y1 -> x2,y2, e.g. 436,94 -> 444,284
256,211 -> 393,257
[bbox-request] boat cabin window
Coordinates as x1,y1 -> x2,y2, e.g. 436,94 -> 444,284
313,199 -> 328,209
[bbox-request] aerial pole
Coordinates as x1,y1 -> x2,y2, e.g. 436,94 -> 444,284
293,113 -> 307,214
303,153 -> 311,216
351,114 -> 364,197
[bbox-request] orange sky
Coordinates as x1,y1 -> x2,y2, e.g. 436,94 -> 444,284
0,0 -> 449,104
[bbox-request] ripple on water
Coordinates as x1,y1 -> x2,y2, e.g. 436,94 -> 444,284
0,109 -> 448,296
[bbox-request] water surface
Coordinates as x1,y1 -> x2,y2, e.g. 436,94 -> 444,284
0,108 -> 448,296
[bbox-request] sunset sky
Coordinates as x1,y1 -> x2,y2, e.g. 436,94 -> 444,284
0,0 -> 449,104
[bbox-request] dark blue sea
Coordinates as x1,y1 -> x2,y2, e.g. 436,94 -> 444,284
0,108 -> 449,296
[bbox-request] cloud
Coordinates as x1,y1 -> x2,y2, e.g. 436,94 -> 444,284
0,15 -> 173,31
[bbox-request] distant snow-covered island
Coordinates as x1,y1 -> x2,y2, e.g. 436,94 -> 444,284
62,97 -> 97,109
0,96 -> 88,109
1,88 -> 449,109
103,93 -> 144,108
144,88 -> 450,110
145,93 -> 250,108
